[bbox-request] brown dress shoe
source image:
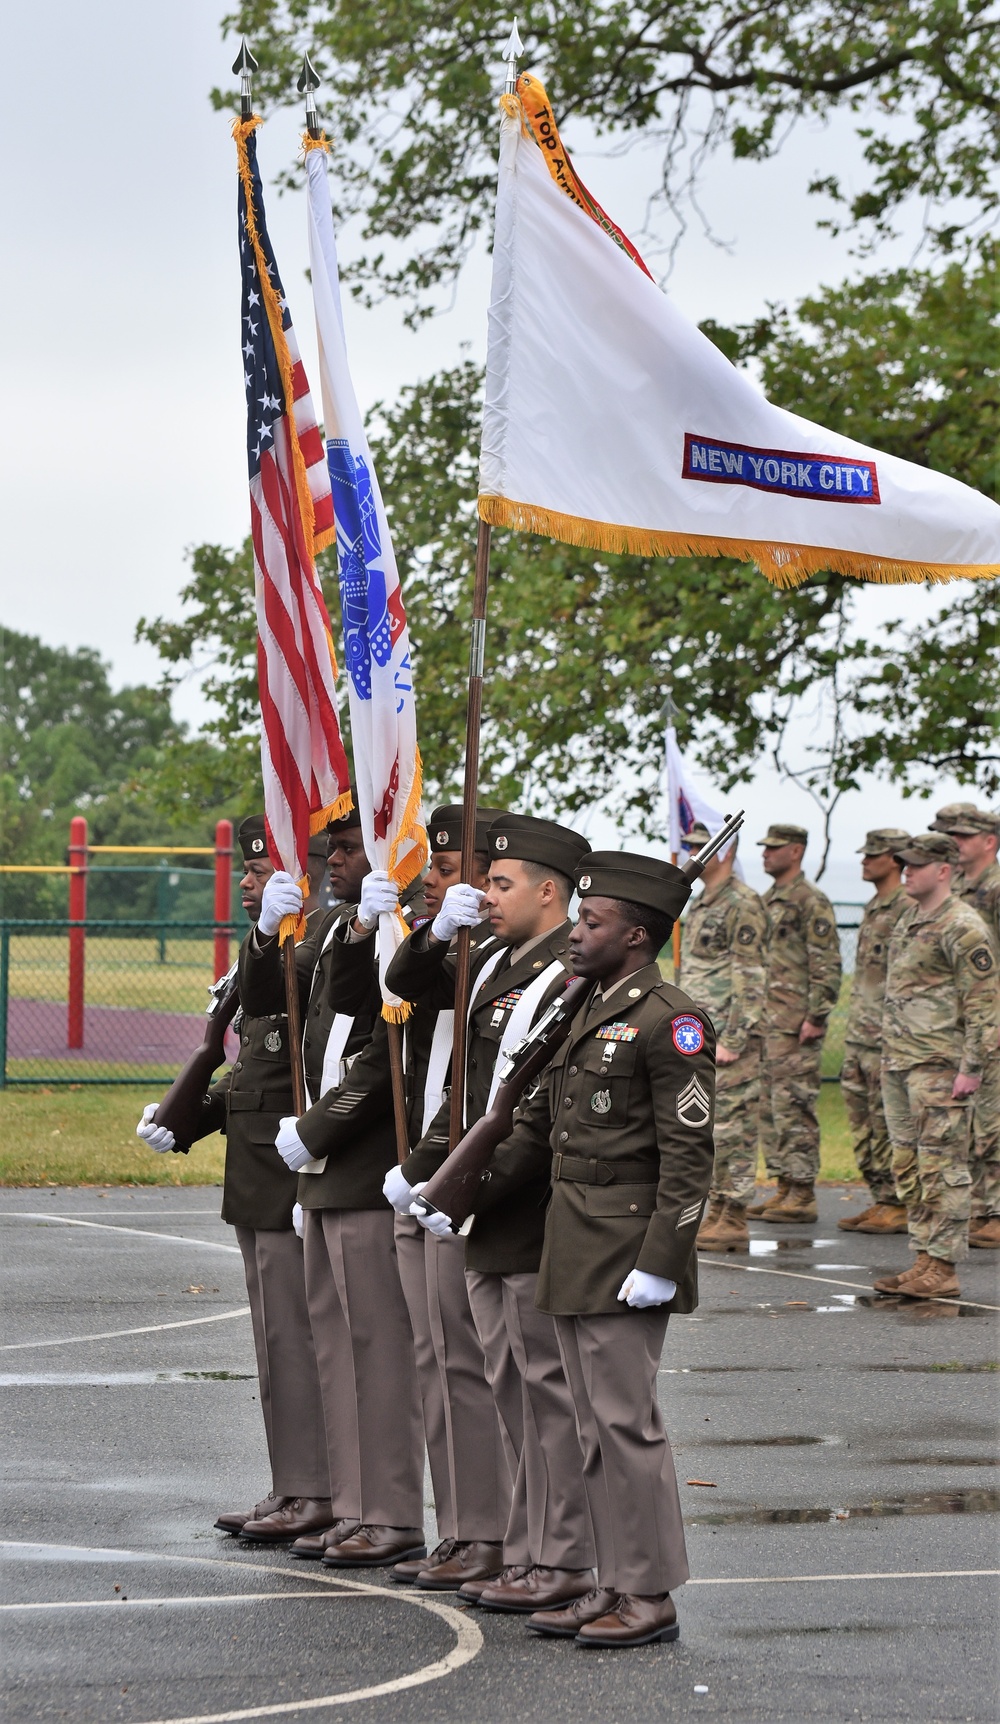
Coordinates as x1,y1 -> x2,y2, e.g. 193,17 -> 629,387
851,1202 -> 908,1234
214,1493 -> 289,1535
762,1181 -> 818,1224
969,1215 -> 1000,1248
478,1566 -> 596,1614
321,1525 -> 426,1568
289,1519 -> 361,1559
240,1498 -> 334,1544
392,1539 -> 457,1584
416,1540 -> 504,1591
895,1256 -> 961,1299
459,1563 -> 530,1603
576,1591 -> 679,1647
695,1196 -> 725,1245
528,1587 -> 620,1638
873,1250 -> 930,1293
747,1181 -> 787,1217
698,1201 -> 749,1252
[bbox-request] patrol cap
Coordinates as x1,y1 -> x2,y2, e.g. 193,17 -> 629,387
857,828 -> 911,856
757,823 -> 808,848
326,785 -> 361,833
575,851 -> 693,923
934,807 -> 999,838
487,812 -> 591,878
430,805 -> 509,856
893,832 -> 960,866
680,822 -> 711,849
930,801 -> 981,834
238,815 -> 269,862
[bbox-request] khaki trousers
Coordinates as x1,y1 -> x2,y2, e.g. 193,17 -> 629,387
555,1309 -> 689,1597
467,1270 -> 594,1571
304,1208 -> 424,1527
234,1226 -> 328,1499
395,1217 -> 510,1541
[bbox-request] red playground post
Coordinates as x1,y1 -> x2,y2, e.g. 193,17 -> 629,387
67,815 -> 88,1049
213,820 -> 233,980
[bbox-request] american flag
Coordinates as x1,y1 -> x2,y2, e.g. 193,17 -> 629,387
236,120 -> 350,888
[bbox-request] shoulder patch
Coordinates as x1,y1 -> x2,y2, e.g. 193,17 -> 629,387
971,946 -> 994,973
737,924 -> 757,946
812,917 -> 832,938
676,1073 -> 712,1128
671,1014 -> 705,1055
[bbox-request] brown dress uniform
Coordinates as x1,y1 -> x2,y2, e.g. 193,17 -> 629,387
478,858 -> 715,1598
760,871 -> 842,1185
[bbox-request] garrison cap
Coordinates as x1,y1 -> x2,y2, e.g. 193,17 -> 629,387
326,785 -> 361,833
307,830 -> 332,862
893,832 -> 960,866
680,822 -> 712,849
757,823 -> 808,848
933,806 -> 999,837
238,815 -> 269,862
930,801 -> 980,834
857,828 -> 911,856
487,812 -> 590,879
430,805 -> 509,856
575,850 -> 693,923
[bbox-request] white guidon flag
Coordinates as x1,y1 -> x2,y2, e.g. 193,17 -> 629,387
478,76 -> 1000,588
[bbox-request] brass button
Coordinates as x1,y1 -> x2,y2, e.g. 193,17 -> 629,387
564,1097 -> 573,1108
242,1036 -> 250,1046
569,1065 -> 578,1075
234,1061 -> 243,1072
629,1203 -> 639,1213
559,1131 -> 569,1142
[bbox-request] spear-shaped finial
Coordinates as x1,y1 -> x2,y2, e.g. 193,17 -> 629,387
297,50 -> 322,139
232,37 -> 259,122
659,689 -> 680,725
502,19 -> 523,95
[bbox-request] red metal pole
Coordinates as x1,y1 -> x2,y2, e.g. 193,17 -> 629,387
213,819 -> 233,980
67,815 -> 88,1049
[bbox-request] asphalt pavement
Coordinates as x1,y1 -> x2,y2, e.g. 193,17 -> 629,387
1,1184 -> 997,1723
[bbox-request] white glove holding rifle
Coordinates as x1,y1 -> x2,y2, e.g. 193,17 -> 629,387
430,884 -> 484,943
410,1182 -> 454,1237
136,1103 -> 175,1153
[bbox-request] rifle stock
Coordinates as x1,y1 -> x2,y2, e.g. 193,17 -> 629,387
416,974 -> 591,1229
152,963 -> 240,1154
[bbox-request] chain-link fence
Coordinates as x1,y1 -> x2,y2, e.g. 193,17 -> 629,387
0,920 -> 241,1086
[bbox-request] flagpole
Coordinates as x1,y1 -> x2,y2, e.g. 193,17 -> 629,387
660,690 -> 683,985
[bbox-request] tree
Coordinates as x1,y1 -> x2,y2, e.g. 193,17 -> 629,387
216,0 -> 1000,316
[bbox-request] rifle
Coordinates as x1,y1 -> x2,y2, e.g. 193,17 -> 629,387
151,960 -> 241,1154
411,809 -> 744,1229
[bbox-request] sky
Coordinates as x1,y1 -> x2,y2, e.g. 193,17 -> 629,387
1,1 -> 988,902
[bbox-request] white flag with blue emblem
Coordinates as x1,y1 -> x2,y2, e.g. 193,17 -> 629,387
305,143 -> 428,1016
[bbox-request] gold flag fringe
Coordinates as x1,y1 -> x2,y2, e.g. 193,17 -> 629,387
309,791 -> 353,838
478,494 -> 1000,588
277,878 -> 309,949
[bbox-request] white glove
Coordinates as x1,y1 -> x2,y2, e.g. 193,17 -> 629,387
409,1182 -> 454,1236
357,869 -> 400,930
136,1103 -> 175,1153
275,1116 -> 315,1173
617,1269 -> 677,1309
291,1202 -> 305,1239
383,1164 -> 415,1215
258,871 -> 303,937
431,883 -> 485,942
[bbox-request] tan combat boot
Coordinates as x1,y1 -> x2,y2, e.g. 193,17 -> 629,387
969,1216 -> 1000,1248
851,1202 -> 908,1234
696,1197 -> 726,1246
698,1202 -> 750,1253
873,1250 -> 929,1294
762,1181 -> 818,1224
747,1181 -> 789,1218
894,1256 -> 961,1300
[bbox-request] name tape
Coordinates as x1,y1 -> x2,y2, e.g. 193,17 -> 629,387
683,434 -> 880,505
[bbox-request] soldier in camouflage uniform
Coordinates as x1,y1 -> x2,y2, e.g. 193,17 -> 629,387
752,824 -> 842,1223
838,830 -> 911,1235
931,806 -> 1000,1247
678,822 -> 768,1251
873,833 -> 1000,1301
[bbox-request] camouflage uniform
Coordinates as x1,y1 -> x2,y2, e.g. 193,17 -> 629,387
841,877 -> 910,1203
952,854 -> 1000,1221
760,874 -> 843,1185
882,875 -> 1000,1263
681,873 -> 768,1204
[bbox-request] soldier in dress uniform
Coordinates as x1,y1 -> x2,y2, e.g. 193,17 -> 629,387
930,805 -> 1000,1248
751,823 -> 842,1223
136,816 -> 332,1543
452,850 -> 715,1646
873,834 -> 1000,1300
837,830 -> 912,1235
239,796 -> 426,1569
334,805 -> 514,1593
676,821 -> 767,1252
397,814 -> 599,1617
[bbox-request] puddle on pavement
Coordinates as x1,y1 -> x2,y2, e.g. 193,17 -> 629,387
864,1361 -> 999,1373
0,1371 -> 254,1387
880,1455 -> 997,1467
748,1238 -> 840,1255
699,1434 -> 841,1448
696,1294 -> 986,1320
687,1488 -> 1000,1526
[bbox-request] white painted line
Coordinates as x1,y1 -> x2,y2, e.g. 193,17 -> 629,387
687,1569 -> 1000,1585
0,1209 -> 222,1217
0,1591 -> 353,1612
11,1213 -> 242,1253
0,1307 -> 251,1354
698,1256 -> 1000,1312
1,1542 -> 483,1724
